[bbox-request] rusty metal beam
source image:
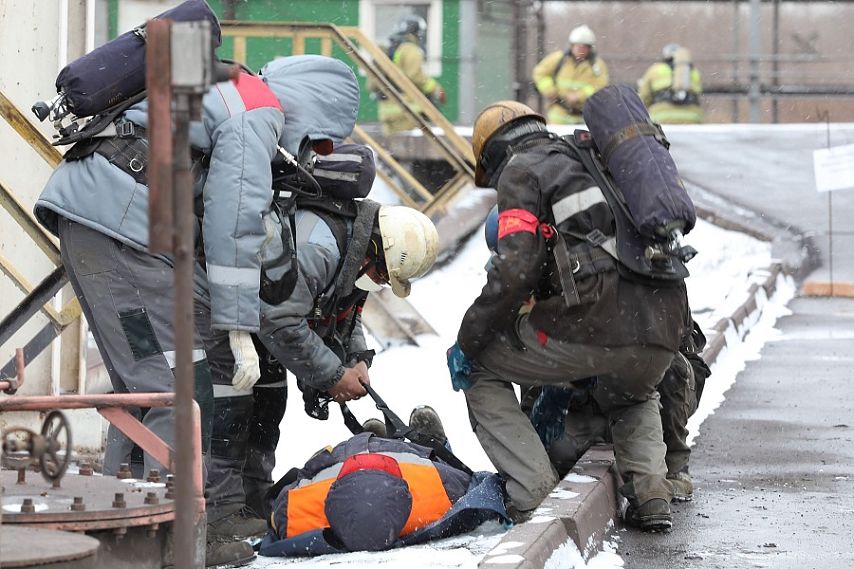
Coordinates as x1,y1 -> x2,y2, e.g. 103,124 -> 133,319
98,407 -> 173,479
147,20 -> 174,255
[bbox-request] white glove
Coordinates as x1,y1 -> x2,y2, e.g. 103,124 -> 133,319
228,331 -> 261,391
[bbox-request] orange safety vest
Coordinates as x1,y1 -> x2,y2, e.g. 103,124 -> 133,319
282,452 -> 453,538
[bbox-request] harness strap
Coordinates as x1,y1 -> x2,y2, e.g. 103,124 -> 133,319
550,230 -> 619,307
599,122 -> 669,165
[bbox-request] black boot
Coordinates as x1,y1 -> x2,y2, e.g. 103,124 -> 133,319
409,405 -> 446,444
204,540 -> 255,568
362,418 -> 387,437
624,498 -> 672,533
207,504 -> 269,542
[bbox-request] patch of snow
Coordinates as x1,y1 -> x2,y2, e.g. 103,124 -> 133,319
483,554 -> 526,564
565,473 -> 597,484
527,515 -> 557,524
549,488 -> 580,500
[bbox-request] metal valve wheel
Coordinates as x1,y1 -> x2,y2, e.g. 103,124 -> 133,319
39,409 -> 72,482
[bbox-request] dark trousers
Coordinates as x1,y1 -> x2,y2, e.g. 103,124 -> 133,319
202,325 -> 286,521
58,218 -> 213,475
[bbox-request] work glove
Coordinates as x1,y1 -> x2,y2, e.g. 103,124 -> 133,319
529,385 -> 574,447
446,343 -> 473,392
229,330 -> 261,391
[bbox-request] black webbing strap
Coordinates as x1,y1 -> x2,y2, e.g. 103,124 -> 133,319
363,384 -> 474,476
552,231 -> 582,308
599,122 -> 669,166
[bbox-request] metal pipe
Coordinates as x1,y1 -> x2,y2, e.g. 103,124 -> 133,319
0,392 -> 176,411
748,0 -> 762,123
732,0 -> 741,122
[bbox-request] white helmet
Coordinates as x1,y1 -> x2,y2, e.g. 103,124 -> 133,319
377,206 -> 439,298
662,43 -> 681,60
568,25 -> 596,47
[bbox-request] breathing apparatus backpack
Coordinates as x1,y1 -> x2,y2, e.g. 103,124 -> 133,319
561,84 -> 697,282
32,0 -> 221,145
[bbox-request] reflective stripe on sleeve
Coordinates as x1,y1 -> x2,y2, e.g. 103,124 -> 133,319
207,264 -> 259,287
551,186 -> 606,224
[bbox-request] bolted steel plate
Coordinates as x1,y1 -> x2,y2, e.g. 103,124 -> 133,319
1,469 -> 174,527
0,526 -> 99,567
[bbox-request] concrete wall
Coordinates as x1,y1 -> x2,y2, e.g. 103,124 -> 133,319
536,1 -> 854,123
0,0 -> 102,452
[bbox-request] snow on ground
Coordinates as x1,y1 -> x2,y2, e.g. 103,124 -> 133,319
259,216 -> 784,568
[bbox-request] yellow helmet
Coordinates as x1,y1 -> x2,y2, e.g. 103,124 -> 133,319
472,101 -> 545,187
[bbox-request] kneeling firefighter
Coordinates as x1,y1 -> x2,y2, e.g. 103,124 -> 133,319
258,432 -> 509,556
448,90 -> 695,531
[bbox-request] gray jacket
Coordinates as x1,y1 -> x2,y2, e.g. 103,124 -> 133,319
258,210 -> 368,391
35,74 -> 284,332
36,56 -> 360,332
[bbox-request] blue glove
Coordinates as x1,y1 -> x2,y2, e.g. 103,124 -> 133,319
446,343 -> 473,392
529,386 -> 574,447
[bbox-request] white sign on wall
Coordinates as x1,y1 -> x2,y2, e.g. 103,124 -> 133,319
813,143 -> 854,193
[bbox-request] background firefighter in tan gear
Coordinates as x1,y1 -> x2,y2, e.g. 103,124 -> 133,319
374,15 -> 446,134
638,44 -> 704,124
532,24 -> 609,124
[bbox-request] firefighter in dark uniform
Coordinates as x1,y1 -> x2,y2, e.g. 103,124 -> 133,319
447,101 -> 691,531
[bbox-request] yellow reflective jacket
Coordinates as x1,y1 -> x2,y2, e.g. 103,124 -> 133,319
637,62 -> 704,124
375,35 -> 443,134
532,50 -> 609,124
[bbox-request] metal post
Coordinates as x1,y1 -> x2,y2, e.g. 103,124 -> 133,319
731,0 -> 740,122
172,89 -> 199,569
512,0 -> 529,104
536,1 -> 545,114
772,0 -> 780,123
146,18 -> 219,569
748,0 -> 762,123
512,0 -> 523,102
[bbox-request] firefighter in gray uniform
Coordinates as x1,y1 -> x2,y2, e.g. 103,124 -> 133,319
202,141 -> 440,542
34,69 -> 284,475
34,54 -> 358,566
449,101 -> 691,532
201,56 -> 365,544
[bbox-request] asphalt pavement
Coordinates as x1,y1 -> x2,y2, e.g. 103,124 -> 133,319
614,125 -> 854,568
617,296 -> 854,568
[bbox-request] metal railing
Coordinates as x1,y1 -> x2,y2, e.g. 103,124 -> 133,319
0,90 -> 81,379
220,21 -> 475,216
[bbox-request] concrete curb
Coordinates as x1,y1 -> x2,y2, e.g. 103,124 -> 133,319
478,196 -> 817,568
480,447 -> 618,569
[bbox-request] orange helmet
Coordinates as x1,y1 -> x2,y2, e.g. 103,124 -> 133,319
471,101 -> 545,187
